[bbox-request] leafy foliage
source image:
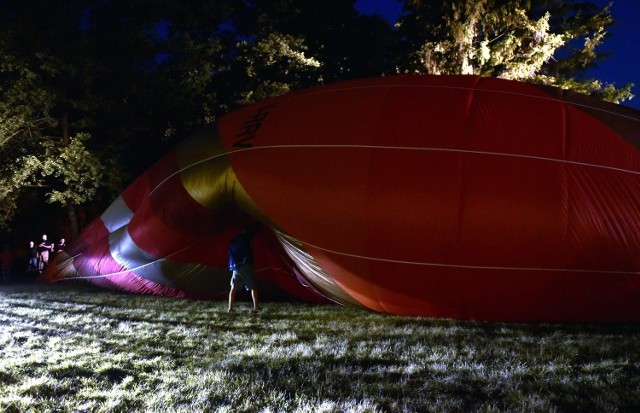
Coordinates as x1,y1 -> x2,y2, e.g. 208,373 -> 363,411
397,0 -> 633,103
17,133 -> 103,206
234,32 -> 322,105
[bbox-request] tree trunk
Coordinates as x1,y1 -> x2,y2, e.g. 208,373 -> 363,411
61,113 -> 70,145
67,204 -> 80,238
60,113 -> 80,238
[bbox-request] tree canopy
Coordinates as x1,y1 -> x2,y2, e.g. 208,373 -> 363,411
0,0 -> 635,238
396,0 -> 633,102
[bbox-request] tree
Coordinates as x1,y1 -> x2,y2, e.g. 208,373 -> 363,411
0,0 -> 125,236
395,0 -> 634,104
0,52 -> 108,236
237,0 -> 399,83
156,0 -> 396,115
0,0 -> 331,235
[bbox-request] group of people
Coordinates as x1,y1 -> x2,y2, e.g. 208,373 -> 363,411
0,234 -> 67,284
27,234 -> 67,274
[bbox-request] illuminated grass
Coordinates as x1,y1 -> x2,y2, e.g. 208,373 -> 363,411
1,283 -> 639,412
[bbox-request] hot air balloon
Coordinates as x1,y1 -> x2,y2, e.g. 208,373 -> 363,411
44,75 -> 640,322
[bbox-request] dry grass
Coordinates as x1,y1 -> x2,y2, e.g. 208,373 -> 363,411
1,283 -> 639,412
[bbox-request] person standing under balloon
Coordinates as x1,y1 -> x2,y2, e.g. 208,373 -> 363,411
227,224 -> 260,312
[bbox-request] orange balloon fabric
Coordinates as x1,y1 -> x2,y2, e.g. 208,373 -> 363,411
45,75 -> 640,322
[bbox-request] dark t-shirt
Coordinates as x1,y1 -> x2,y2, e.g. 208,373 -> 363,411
37,241 -> 54,254
228,233 -> 254,271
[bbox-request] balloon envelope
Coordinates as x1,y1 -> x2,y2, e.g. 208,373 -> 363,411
45,75 -> 640,322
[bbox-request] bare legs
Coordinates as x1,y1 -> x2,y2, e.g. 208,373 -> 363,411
228,288 -> 259,311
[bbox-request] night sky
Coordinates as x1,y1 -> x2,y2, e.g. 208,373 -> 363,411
355,0 -> 640,110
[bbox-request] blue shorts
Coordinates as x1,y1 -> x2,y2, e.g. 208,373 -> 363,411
230,264 -> 257,291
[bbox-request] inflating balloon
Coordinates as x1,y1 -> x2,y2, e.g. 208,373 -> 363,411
44,75 -> 640,322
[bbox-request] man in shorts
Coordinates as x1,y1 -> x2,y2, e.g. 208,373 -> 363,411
228,225 -> 260,312
37,234 -> 54,273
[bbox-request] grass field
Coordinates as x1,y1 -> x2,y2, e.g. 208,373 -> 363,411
1,283 -> 639,412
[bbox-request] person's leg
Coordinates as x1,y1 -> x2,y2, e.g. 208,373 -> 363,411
228,288 -> 237,311
41,252 -> 49,271
228,270 -> 241,311
251,289 -> 259,311
237,264 -> 258,310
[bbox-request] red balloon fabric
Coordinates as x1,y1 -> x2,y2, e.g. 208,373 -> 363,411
44,75 -> 640,322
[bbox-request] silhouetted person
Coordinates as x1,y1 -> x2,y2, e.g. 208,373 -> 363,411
27,241 -> 38,274
56,238 -> 67,255
228,224 -> 261,312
